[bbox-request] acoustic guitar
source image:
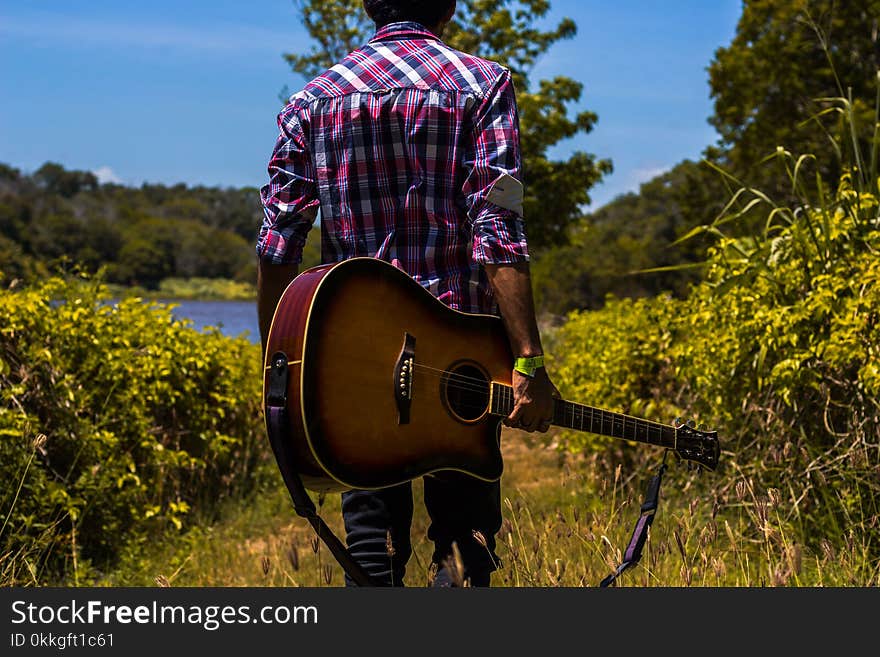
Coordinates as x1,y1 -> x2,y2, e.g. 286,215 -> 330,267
263,257 -> 720,493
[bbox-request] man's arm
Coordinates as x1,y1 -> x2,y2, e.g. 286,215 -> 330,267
483,261 -> 559,433
256,97 -> 319,360
257,260 -> 299,360
461,68 -> 558,433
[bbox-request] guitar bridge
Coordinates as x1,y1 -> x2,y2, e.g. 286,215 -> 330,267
393,332 -> 415,424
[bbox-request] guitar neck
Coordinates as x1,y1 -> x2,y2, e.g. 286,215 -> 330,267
490,383 -> 677,450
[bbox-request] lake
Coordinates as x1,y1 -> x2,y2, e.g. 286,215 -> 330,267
168,299 -> 259,344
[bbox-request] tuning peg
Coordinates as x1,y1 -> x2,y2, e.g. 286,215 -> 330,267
674,417 -> 684,428
686,419 -> 696,428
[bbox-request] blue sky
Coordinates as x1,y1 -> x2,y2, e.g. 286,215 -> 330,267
0,0 -> 742,210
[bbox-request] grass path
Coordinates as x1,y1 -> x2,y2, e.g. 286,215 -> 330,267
108,428 -> 622,588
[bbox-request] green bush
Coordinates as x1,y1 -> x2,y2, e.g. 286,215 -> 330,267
0,275 -> 268,584
551,165 -> 880,568
549,294 -> 685,457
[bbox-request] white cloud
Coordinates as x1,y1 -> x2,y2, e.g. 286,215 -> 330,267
628,165 -> 672,188
93,166 -> 122,185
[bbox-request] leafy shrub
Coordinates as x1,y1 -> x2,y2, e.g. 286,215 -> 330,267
0,275 -> 268,584
551,159 -> 880,567
549,294 -> 686,457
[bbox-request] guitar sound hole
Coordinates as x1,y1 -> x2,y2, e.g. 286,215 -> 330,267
442,363 -> 490,422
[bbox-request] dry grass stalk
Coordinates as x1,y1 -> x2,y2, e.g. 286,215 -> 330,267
287,540 -> 300,571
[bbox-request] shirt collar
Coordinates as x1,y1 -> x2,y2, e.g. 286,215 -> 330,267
369,21 -> 441,43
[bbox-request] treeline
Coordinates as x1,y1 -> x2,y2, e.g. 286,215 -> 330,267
0,162 -> 264,289
531,158 -> 725,316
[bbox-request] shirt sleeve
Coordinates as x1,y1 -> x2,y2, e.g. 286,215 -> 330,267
257,98 -> 320,265
461,67 -> 530,265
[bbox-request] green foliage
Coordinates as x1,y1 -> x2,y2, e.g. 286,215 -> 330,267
0,275 -> 267,584
532,159 -> 725,315
536,2 -> 880,314
282,0 -> 612,250
551,115 -> 880,565
284,0 -> 373,79
154,277 -> 256,301
32,162 -> 99,198
708,0 -> 880,199
549,296 -> 683,457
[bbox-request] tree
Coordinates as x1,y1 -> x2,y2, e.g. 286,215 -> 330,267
282,0 -> 612,250
0,161 -> 262,289
708,0 -> 880,195
536,0 -> 880,314
112,219 -> 177,288
33,162 -> 99,198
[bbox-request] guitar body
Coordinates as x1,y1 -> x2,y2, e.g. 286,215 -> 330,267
264,257 -> 513,493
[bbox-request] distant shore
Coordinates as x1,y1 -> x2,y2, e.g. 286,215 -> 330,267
105,276 -> 256,302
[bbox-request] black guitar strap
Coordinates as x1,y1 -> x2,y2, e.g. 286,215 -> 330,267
264,352 -> 379,587
599,451 -> 669,587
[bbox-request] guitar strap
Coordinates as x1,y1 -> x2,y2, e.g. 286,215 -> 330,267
264,352 -> 379,587
599,451 -> 669,587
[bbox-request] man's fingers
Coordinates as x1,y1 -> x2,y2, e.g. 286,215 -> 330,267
504,405 -> 523,427
506,405 -> 541,431
506,368 -> 558,431
517,412 -> 541,433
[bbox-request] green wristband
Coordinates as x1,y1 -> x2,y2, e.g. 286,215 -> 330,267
513,355 -> 544,377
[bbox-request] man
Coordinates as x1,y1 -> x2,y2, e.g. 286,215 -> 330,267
257,0 -> 558,587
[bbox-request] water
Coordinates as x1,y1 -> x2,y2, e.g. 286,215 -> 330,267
168,299 -> 259,344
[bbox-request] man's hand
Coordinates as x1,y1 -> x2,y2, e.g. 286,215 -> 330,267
504,367 -> 560,433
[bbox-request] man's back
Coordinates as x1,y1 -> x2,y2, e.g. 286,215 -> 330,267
259,21 -> 529,314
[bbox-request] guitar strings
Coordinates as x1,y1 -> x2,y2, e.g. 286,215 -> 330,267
410,363 -> 495,391
410,364 -> 674,436
329,359 -> 675,435
409,364 -> 613,423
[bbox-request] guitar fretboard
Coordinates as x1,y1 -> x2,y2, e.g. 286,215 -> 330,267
490,383 -> 676,450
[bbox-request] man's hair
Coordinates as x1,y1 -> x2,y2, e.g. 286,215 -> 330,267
363,0 -> 455,29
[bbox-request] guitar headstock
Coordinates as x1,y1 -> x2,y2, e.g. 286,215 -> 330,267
672,418 -> 721,471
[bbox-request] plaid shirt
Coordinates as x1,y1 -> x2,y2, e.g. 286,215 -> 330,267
257,21 -> 529,314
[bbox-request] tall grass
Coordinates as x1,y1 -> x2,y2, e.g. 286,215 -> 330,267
97,425 -> 878,587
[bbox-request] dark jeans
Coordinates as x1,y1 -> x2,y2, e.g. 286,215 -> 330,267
341,471 -> 502,587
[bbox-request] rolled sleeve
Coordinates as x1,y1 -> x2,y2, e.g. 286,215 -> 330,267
470,206 -> 529,264
462,68 -> 530,265
257,99 -> 320,265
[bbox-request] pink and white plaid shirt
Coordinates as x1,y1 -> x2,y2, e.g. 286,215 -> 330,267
258,21 -> 529,314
